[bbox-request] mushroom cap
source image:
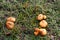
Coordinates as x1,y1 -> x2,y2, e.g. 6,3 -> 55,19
6,21 -> 14,29
43,15 -> 47,19
39,29 -> 47,35
34,28 -> 40,32
37,14 -> 44,20
34,31 -> 39,36
39,20 -> 48,27
7,17 -> 16,22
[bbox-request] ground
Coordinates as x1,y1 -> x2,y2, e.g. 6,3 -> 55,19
0,0 -> 60,40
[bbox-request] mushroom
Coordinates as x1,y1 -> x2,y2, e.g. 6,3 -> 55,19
34,28 -> 40,36
37,14 -> 44,20
39,20 -> 48,27
34,31 -> 39,36
34,28 -> 40,32
43,15 -> 47,19
7,17 -> 16,22
39,29 -> 47,36
6,21 -> 14,29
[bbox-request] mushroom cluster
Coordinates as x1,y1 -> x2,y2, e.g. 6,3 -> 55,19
6,17 -> 16,29
37,14 -> 47,20
34,28 -> 47,36
34,14 -> 48,36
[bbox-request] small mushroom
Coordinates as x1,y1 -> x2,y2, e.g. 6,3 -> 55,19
37,14 -> 44,20
34,28 -> 40,36
43,15 -> 47,19
39,20 -> 48,27
34,28 -> 40,32
39,29 -> 47,36
6,21 -> 14,29
34,31 -> 39,36
7,17 -> 16,22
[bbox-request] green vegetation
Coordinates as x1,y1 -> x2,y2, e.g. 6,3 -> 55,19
0,0 -> 60,40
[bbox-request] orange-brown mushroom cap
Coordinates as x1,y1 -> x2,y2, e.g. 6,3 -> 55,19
7,17 -> 16,22
34,28 -> 40,32
34,31 -> 39,36
39,20 -> 48,27
37,14 -> 44,20
6,21 -> 14,29
43,15 -> 47,19
39,29 -> 47,36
